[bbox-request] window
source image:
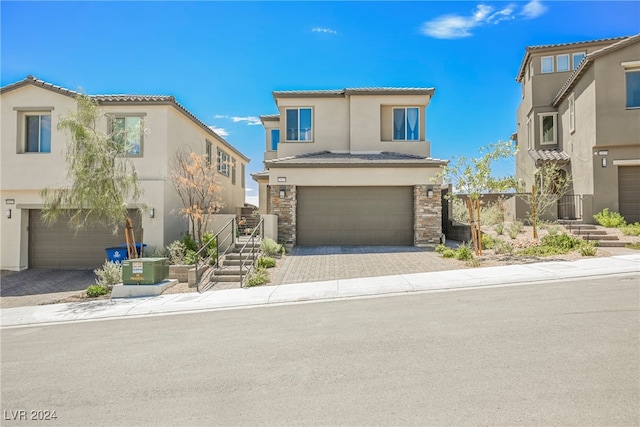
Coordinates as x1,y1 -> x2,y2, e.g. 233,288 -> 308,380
285,108 -> 312,141
539,113 -> 558,145
206,140 -> 213,165
217,149 -> 230,176
529,60 -> 533,79
557,54 -> 569,72
231,158 -> 236,185
541,56 -> 554,74
112,116 -> 143,156
527,118 -> 532,150
271,129 -> 280,151
625,70 -> 640,108
25,114 -> 51,153
241,164 -> 245,188
569,94 -> 575,133
393,107 -> 420,141
572,52 -> 585,70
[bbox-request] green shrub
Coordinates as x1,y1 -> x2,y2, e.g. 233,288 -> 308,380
493,240 -> 514,255
435,243 -> 447,254
494,223 -> 504,235
94,260 -> 122,289
593,208 -> 626,228
540,233 -> 582,251
182,235 -> 198,252
246,267 -> 270,287
546,225 -> 560,237
455,243 -> 474,261
257,257 -> 276,269
261,238 -> 282,257
481,234 -> 497,250
507,221 -> 524,239
441,249 -> 456,258
579,242 -> 597,256
183,249 -> 197,265
167,240 -> 187,264
621,222 -> 640,236
87,284 -> 109,298
200,231 -> 218,258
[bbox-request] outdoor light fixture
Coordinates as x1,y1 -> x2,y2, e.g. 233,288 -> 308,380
150,208 -> 155,218
6,209 -> 11,219
427,187 -> 434,198
602,158 -> 607,168
279,190 -> 286,198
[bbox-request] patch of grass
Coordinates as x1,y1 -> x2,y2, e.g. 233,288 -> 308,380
257,257 -> 276,269
441,249 -> 456,258
507,221 -> 524,239
246,267 -> 270,287
86,284 -> 109,298
494,223 -> 504,236
579,242 -> 597,256
481,234 -> 497,250
466,258 -> 481,268
493,240 -> 514,255
454,243 -> 474,261
517,232 -> 582,256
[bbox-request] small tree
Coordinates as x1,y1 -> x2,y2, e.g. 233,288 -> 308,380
41,95 -> 144,255
519,162 -> 572,239
440,141 -> 518,256
170,149 -> 224,249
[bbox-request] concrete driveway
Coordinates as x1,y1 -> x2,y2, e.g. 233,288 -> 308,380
271,245 -> 456,285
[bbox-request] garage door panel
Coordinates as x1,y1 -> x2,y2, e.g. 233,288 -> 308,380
297,187 -> 413,246
29,210 -> 142,269
618,166 -> 640,223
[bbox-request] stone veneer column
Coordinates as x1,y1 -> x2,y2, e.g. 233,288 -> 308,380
414,185 -> 442,246
268,185 -> 297,246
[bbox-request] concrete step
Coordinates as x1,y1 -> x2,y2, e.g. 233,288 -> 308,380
571,230 -> 607,236
234,242 -> 261,250
596,241 -> 628,247
225,253 -> 258,261
564,224 -> 597,230
214,266 -> 249,275
210,275 -> 242,282
580,234 -> 619,241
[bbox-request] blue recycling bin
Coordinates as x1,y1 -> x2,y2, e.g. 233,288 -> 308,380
118,243 -> 147,257
105,247 -> 127,263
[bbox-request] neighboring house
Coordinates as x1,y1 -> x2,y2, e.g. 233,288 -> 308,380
0,75 -> 249,270
252,87 -> 446,247
513,34 -> 640,223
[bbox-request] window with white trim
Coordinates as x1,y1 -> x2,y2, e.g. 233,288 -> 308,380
24,113 -> 51,153
625,70 -> 640,109
231,157 -> 237,185
217,149 -> 230,176
538,113 -> 558,145
206,140 -> 213,165
541,56 -> 554,74
241,164 -> 245,188
572,52 -> 585,70
557,54 -> 569,72
569,94 -> 575,133
285,108 -> 312,141
111,115 -> 143,156
393,107 -> 420,141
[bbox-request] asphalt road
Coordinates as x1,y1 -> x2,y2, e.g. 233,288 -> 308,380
1,275 -> 638,426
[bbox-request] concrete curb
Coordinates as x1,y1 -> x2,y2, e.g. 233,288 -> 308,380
2,254 -> 638,328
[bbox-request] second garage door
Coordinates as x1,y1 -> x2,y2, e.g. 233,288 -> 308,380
297,186 -> 414,246
618,166 -> 640,223
29,209 -> 142,269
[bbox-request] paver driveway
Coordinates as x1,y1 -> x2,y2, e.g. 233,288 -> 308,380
271,246 -> 455,285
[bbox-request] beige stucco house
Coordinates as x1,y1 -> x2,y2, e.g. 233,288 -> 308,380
514,34 -> 640,223
0,76 -> 249,270
252,88 -> 446,246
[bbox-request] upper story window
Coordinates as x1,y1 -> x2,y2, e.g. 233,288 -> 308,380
111,115 -> 143,156
539,112 -> 558,145
526,117 -> 532,150
205,140 -> 213,165
625,69 -> 640,109
572,52 -> 585,70
393,107 -> 420,141
557,54 -> 570,72
541,56 -> 554,74
25,113 -> 51,153
241,164 -> 245,189
285,108 -> 312,142
217,149 -> 230,176
270,129 -> 280,151
231,157 -> 237,185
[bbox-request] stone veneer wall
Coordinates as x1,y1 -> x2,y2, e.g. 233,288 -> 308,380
414,185 -> 442,246
269,185 -> 296,246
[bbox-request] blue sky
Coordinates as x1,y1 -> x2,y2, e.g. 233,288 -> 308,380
2,1 -> 639,205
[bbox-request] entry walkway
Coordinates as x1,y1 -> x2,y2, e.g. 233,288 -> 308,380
2,254 -> 638,328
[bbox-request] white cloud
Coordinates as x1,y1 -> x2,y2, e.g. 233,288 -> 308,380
214,114 -> 262,126
521,0 -> 547,19
312,27 -> 338,35
421,2 -> 542,39
208,125 -> 229,137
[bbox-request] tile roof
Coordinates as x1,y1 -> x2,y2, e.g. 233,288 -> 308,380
273,87 -> 435,98
515,35 -> 630,82
1,76 -> 249,162
552,33 -> 640,106
266,150 -> 446,167
528,149 -> 571,165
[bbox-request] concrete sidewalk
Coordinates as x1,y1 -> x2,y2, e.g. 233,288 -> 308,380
2,254 -> 638,328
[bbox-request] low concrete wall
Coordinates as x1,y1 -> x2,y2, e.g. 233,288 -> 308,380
261,214 -> 278,242
208,214 -> 237,253
445,222 -> 471,243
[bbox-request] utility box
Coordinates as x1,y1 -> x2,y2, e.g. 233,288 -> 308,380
122,257 -> 169,285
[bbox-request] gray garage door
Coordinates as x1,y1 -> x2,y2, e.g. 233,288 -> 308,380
297,187 -> 414,246
29,209 -> 142,269
618,166 -> 640,223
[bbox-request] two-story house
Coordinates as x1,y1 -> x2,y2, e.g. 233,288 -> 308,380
252,88 -> 446,247
1,75 -> 249,270
514,34 -> 640,223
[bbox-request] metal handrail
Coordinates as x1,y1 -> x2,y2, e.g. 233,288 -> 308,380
196,218 -> 236,293
239,218 -> 265,287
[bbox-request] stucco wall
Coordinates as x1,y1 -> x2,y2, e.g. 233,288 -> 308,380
267,166 -> 442,186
